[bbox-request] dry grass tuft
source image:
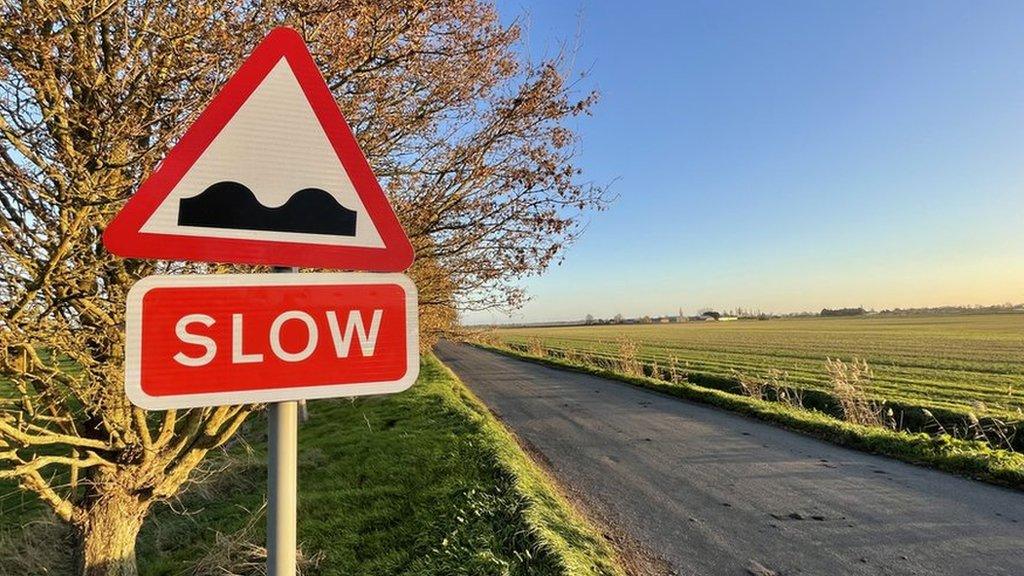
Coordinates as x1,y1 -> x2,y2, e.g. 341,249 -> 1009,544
735,370 -> 768,401
616,338 -> 643,377
923,406 -> 1019,452
190,507 -> 324,576
527,336 -> 546,357
562,347 -> 581,365
734,369 -> 804,409
826,357 -> 884,427
0,511 -> 74,575
649,362 -> 663,381
666,356 -> 685,384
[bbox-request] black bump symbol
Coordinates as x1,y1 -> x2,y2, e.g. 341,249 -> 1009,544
177,181 -> 357,236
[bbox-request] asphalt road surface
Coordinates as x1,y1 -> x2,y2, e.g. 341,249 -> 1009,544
435,342 -> 1024,576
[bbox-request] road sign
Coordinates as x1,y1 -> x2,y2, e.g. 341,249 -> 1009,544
124,272 -> 419,410
103,27 -> 413,271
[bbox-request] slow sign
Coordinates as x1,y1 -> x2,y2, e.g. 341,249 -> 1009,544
125,272 -> 418,410
104,27 -> 423,574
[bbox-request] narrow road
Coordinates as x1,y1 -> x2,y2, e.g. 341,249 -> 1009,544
435,342 -> 1024,576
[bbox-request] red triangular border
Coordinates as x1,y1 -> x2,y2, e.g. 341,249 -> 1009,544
103,27 -> 414,272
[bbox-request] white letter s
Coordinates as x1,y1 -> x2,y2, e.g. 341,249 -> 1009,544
173,314 -> 216,367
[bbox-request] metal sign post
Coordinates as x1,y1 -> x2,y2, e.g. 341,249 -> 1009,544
107,27 -> 419,576
121,271 -> 419,571
268,266 -> 298,576
268,400 -> 298,575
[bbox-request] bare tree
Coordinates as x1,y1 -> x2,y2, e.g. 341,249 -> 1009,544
0,2 -> 606,575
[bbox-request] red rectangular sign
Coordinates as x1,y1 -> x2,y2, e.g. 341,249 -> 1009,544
125,273 -> 418,409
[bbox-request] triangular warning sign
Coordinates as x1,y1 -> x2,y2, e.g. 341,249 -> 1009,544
104,27 -> 414,272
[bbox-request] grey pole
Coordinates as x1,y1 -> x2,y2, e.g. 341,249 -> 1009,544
268,267 -> 298,575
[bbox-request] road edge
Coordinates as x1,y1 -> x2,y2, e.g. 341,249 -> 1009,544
471,343 -> 1024,491
431,353 -> 628,576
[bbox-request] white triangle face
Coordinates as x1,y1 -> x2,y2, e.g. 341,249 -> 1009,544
140,59 -> 385,248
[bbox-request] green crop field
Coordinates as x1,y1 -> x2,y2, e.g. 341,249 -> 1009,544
492,314 -> 1024,422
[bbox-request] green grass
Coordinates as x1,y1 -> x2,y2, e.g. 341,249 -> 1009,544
493,314 -> 1024,421
476,343 -> 1024,490
1,355 -> 621,575
142,354 -> 621,575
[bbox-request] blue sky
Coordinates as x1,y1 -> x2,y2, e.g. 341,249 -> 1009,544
467,0 -> 1024,323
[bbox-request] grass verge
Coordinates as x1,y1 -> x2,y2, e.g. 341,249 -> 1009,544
142,353 -> 622,575
474,343 -> 1024,491
2,354 -> 621,575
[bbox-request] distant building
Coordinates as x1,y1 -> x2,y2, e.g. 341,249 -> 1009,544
821,307 -> 866,317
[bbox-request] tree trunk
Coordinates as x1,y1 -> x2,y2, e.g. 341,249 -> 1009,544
75,492 -> 148,576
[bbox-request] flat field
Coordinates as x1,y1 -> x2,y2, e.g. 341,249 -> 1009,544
493,314 -> 1024,421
